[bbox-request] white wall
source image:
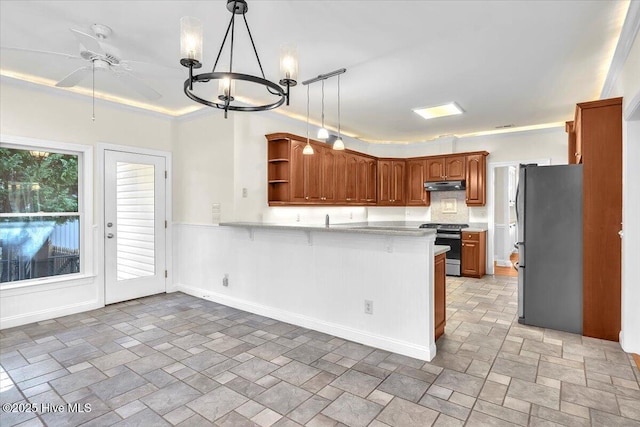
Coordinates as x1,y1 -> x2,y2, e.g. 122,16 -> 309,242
0,78 -> 175,328
173,111 -> 235,224
611,27 -> 640,354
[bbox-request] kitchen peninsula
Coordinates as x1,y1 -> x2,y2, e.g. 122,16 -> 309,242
176,222 -> 446,361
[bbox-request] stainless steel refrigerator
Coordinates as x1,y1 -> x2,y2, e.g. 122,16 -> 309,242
516,164 -> 582,334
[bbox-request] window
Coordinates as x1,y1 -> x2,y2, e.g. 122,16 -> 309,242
1,144 -> 86,284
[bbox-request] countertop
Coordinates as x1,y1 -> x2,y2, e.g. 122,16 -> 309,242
219,222 -> 436,237
462,223 -> 489,232
434,245 -> 451,256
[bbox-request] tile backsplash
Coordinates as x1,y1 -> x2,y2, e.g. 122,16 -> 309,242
430,191 -> 469,223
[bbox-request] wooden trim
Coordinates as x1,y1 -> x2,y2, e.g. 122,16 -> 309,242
576,97 -> 623,110
633,353 -> 640,370
406,150 -> 489,161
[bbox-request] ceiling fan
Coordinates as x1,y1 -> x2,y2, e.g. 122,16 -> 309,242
3,24 -> 162,101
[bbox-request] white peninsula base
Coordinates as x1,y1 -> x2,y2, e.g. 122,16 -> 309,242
174,223 -> 438,361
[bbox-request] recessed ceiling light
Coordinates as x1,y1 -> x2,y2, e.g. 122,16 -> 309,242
413,102 -> 464,120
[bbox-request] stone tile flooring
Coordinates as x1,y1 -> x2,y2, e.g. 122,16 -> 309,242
1,275 -> 639,426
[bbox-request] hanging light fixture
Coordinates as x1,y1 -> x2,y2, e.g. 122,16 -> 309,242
303,85 -> 314,155
29,151 -> 50,159
179,0 -> 297,118
333,74 -> 345,151
317,80 -> 329,140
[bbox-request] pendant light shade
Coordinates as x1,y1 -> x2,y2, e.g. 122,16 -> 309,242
317,127 -> 329,141
333,74 -> 345,151
304,84 -> 314,155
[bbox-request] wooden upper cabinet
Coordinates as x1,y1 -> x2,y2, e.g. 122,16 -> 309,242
321,148 -> 336,202
426,155 -> 465,181
266,133 -> 487,207
378,159 -> 405,205
290,139 -> 307,203
345,154 -> 358,202
406,159 -> 430,206
566,121 -> 579,165
356,156 -> 376,204
465,153 -> 487,206
445,155 -> 466,180
392,161 -> 405,204
305,145 -> 323,203
426,158 -> 446,181
366,158 -> 377,203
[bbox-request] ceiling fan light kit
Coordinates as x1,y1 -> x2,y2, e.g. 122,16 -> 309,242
180,0 -> 298,118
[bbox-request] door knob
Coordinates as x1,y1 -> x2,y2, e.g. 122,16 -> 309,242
618,230 -> 623,238
107,233 -> 114,239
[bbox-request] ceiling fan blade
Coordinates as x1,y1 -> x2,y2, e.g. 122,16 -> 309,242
1,46 -> 82,60
113,70 -> 162,101
120,59 -> 184,78
55,66 -> 92,87
70,28 -> 104,55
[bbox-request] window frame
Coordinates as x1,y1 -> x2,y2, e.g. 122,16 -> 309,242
0,135 -> 94,289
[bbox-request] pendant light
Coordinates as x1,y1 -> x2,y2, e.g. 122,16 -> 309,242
317,80 -> 329,140
303,84 -> 314,155
333,74 -> 345,151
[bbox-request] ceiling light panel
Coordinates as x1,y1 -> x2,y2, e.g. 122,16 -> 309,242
413,102 -> 464,120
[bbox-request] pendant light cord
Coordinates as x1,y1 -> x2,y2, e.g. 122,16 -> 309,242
321,80 -> 325,128
337,74 -> 341,138
306,84 -> 310,142
92,60 -> 95,122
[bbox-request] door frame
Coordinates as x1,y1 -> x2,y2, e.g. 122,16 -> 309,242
97,143 -> 172,306
486,158 -> 549,275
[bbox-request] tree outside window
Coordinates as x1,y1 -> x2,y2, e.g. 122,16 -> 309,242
0,148 -> 81,283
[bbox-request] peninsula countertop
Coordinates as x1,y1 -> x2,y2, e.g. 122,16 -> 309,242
219,222 -> 436,237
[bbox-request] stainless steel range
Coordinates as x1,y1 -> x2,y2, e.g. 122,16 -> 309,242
419,223 -> 469,276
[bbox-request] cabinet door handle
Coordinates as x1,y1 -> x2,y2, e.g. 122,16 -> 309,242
305,196 -> 309,200
462,243 -> 464,246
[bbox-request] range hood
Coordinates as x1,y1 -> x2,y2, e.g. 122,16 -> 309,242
424,180 -> 466,191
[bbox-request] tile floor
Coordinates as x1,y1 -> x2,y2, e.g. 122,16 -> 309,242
1,275 -> 639,426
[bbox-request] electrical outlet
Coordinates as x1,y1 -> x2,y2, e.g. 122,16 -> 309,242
296,213 -> 301,222
222,274 -> 229,287
364,300 -> 373,314
350,211 -> 353,220
242,188 -> 248,198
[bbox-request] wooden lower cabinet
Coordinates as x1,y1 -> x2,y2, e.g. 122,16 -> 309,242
434,252 -> 446,340
462,231 -> 486,278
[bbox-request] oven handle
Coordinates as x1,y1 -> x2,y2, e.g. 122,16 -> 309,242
437,233 -> 461,239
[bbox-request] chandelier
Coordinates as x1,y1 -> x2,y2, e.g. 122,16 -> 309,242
179,0 -> 297,118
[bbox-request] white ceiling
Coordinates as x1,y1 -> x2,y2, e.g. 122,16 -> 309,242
0,0 -> 630,143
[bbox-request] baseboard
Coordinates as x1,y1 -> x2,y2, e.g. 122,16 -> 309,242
0,299 -> 103,330
176,283 -> 436,361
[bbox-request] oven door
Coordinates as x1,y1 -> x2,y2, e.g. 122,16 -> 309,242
435,233 -> 462,276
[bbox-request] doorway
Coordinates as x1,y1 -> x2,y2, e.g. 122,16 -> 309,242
104,149 -> 167,304
487,159 -> 549,276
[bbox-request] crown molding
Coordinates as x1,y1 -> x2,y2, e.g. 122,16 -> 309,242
601,0 -> 640,98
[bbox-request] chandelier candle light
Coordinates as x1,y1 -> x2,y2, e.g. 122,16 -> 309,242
179,0 -> 298,118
